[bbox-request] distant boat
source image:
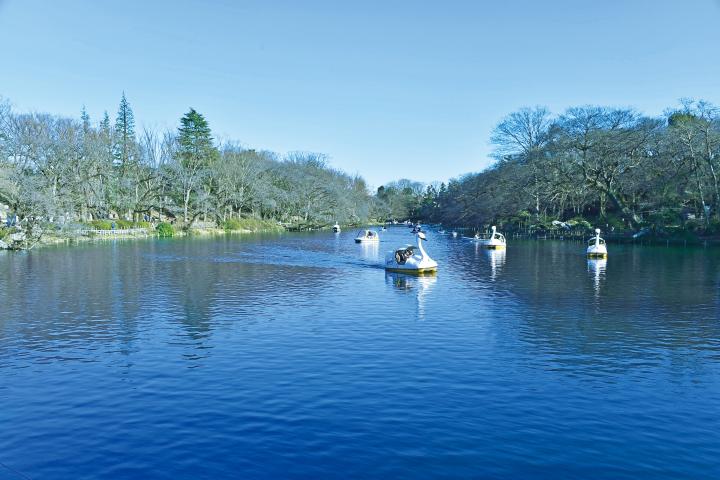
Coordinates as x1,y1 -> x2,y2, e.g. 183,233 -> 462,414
587,228 -> 608,258
385,231 -> 437,274
476,226 -> 506,249
452,231 -> 458,238
355,229 -> 379,243
332,224 -> 341,233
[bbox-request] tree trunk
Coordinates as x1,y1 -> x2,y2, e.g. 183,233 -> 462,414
605,189 -> 640,229
184,188 -> 191,224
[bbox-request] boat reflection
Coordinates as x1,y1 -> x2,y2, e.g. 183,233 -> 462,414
358,241 -> 379,262
384,271 -> 437,319
485,248 -> 506,280
587,257 -> 607,296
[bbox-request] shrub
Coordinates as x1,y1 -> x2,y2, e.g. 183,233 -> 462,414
705,219 -> 720,235
116,219 -> 134,229
222,217 -> 284,232
88,220 -> 112,230
156,222 -> 174,237
223,218 -> 243,231
567,217 -> 592,230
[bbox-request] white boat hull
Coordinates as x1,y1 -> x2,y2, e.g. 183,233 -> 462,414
477,239 -> 506,249
586,244 -> 607,257
384,255 -> 438,274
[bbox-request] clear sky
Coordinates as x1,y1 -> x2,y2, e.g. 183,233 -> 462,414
1,0 -> 719,188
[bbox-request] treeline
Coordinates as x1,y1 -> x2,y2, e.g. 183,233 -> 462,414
0,94 -> 378,239
381,100 -> 720,235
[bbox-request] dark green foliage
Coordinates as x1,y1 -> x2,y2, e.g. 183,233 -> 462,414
113,92 -> 136,167
156,222 -> 175,237
87,220 -> 113,230
384,101 -> 720,235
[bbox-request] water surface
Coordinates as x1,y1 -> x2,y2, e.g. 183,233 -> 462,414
1,228 -> 719,479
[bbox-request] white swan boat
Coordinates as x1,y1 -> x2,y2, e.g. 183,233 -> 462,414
587,228 -> 607,258
384,231 -> 438,274
332,224 -> 341,233
474,226 -> 506,249
355,229 -> 379,243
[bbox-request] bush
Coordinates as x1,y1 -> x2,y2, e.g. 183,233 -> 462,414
223,218 -> 243,231
567,217 -> 592,230
222,217 -> 283,232
156,222 -> 174,237
88,220 -> 112,230
116,219 -> 134,229
705,219 -> 720,235
603,215 -> 627,231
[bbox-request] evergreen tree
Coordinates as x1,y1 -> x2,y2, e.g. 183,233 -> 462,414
80,106 -> 90,134
113,92 -> 136,168
99,111 -> 111,136
175,108 -> 218,223
177,108 -> 215,166
98,111 -> 113,157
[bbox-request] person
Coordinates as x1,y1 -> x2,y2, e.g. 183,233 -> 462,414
111,221 -> 116,230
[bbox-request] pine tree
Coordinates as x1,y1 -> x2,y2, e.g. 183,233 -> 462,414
99,111 -> 113,157
113,92 -> 136,168
176,108 -> 218,222
177,108 -> 214,166
80,106 -> 90,134
99,111 -> 111,136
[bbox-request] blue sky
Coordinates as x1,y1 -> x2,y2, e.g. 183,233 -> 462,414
1,0 -> 719,187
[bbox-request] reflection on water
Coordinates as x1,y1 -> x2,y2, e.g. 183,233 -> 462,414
384,271 -> 437,319
485,248 -> 506,280
358,240 -> 379,262
587,257 -> 607,296
1,230 -> 720,479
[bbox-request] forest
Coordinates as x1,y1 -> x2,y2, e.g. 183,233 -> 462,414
0,94 -> 378,247
379,100 -> 720,238
2,95 -> 719,249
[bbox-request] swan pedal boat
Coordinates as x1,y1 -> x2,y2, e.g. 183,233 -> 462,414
332,224 -> 341,233
587,228 -> 608,258
355,230 -> 379,243
473,226 -> 506,249
385,231 -> 438,275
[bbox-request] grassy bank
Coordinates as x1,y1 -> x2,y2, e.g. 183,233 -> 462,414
0,219 -> 288,251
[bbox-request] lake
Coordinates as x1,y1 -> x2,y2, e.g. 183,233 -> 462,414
1,228 -> 719,479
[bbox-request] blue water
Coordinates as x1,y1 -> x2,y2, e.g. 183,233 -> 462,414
1,228 -> 719,479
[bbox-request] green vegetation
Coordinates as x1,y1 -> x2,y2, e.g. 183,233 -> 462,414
376,100 -> 720,238
85,219 -> 150,230
222,217 -> 282,232
0,94 -> 379,249
87,220 -> 113,230
156,222 -> 174,237
2,94 -> 719,250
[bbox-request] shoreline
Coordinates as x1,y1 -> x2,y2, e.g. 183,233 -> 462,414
6,226 -> 285,251
3,222 -> 370,251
